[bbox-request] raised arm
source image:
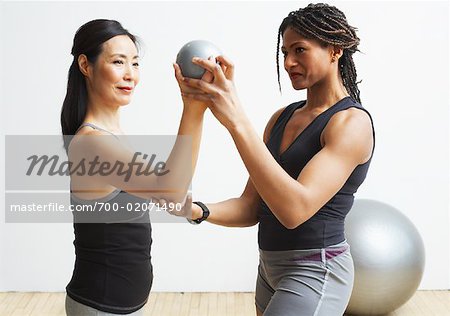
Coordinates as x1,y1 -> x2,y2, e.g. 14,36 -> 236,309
69,64 -> 209,203
228,107 -> 373,229
181,56 -> 374,229
190,107 -> 286,227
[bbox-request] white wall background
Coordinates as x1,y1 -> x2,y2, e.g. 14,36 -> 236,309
0,1 -> 449,292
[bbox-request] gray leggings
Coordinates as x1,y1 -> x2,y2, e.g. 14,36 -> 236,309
255,240 -> 354,316
65,295 -> 144,316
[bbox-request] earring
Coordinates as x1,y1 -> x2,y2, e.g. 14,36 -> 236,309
331,57 -> 336,63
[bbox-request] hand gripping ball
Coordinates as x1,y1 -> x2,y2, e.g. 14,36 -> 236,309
176,40 -> 222,79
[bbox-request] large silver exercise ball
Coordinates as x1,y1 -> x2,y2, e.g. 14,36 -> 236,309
176,40 -> 222,79
345,199 -> 425,315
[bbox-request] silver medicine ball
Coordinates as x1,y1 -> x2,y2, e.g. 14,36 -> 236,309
176,40 -> 222,79
345,199 -> 425,315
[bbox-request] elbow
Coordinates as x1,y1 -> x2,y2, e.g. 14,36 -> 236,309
275,205 -> 309,230
283,219 -> 304,230
245,218 -> 260,227
236,212 -> 259,228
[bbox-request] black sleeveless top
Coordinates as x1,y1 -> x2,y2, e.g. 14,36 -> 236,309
66,123 -> 153,314
258,96 -> 375,251
66,190 -> 153,314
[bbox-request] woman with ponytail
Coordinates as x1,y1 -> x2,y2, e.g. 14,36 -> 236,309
179,3 -> 375,315
62,19 -> 209,315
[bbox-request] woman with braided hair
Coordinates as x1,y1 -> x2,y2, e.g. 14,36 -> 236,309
180,3 -> 375,315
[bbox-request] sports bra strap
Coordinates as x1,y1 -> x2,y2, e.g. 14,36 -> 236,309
75,122 -> 119,139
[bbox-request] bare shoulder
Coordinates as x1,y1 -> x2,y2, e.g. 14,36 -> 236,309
322,107 -> 374,164
263,106 -> 287,143
68,127 -> 119,157
329,107 -> 372,130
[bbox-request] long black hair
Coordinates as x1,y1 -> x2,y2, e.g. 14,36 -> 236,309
277,3 -> 361,103
60,19 -> 138,152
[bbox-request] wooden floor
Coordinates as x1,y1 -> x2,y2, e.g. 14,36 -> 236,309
0,291 -> 449,315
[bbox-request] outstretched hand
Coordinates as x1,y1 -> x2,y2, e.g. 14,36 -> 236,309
180,55 -> 247,131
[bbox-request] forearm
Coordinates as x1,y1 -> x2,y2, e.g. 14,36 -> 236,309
159,107 -> 205,202
195,197 -> 259,227
177,106 -> 204,173
228,116 -> 309,228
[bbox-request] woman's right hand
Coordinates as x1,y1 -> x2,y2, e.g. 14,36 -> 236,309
173,57 -> 215,113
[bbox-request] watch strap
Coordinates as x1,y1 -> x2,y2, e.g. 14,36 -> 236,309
191,201 -> 210,224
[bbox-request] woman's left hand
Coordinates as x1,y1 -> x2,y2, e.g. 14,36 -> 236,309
181,55 -> 246,131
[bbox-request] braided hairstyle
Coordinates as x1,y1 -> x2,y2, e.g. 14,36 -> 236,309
277,3 -> 362,103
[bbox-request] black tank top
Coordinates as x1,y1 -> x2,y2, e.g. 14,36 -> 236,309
258,96 -> 375,251
66,123 -> 153,314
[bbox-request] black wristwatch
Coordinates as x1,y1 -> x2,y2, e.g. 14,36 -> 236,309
187,201 -> 210,225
